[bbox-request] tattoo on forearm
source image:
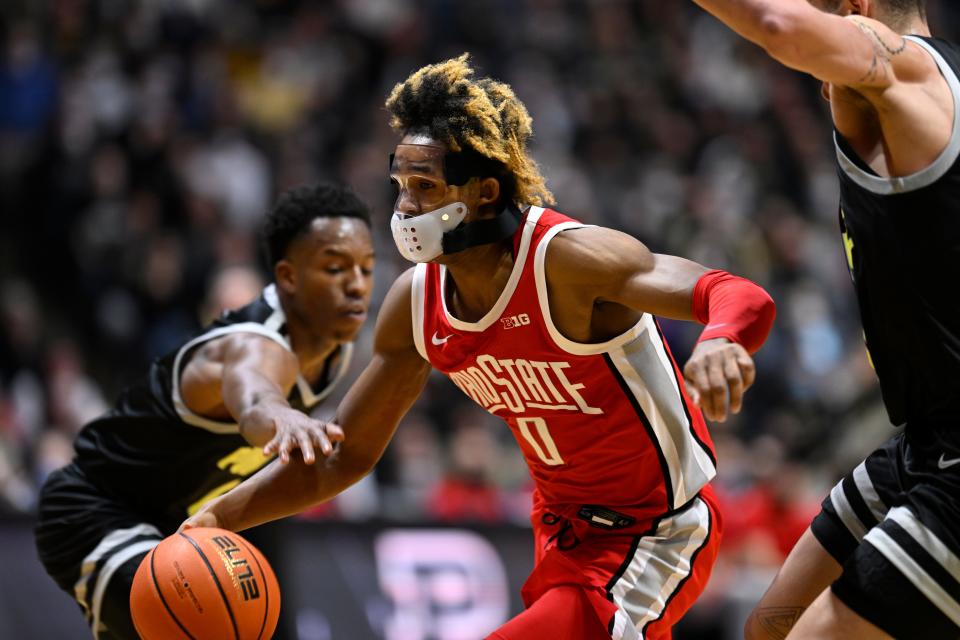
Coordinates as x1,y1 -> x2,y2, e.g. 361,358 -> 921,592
852,19 -> 906,83
754,606 -> 805,640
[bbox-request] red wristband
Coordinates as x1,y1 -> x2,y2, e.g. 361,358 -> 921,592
691,270 -> 776,354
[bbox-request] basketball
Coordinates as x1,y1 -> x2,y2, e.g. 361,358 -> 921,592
130,528 -> 280,640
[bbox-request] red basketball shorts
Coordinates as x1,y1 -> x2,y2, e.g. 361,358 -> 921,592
488,486 -> 721,640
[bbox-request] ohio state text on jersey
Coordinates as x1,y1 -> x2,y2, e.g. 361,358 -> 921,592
411,207 -> 716,522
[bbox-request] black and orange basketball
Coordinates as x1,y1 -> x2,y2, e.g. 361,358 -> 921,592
130,527 -> 280,640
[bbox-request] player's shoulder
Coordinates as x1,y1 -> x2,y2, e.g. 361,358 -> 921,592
387,267 -> 417,301
547,224 -> 650,266
903,34 -> 960,83
191,330 -> 294,370
545,225 -> 652,287
377,267 -> 417,324
844,17 -> 948,84
373,268 -> 419,352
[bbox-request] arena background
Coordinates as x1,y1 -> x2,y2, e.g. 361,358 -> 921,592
2,1 -> 957,638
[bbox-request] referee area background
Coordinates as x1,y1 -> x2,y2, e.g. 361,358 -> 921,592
2,1 -> 957,638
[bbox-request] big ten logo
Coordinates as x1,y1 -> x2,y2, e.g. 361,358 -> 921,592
500,313 -> 530,330
211,535 -> 260,601
374,530 -> 509,640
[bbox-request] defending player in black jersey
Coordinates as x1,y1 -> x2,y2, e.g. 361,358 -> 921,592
35,182 -> 374,639
690,0 -> 960,638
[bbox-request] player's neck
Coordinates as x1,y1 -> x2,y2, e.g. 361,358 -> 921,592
285,324 -> 340,378
896,17 -> 930,37
909,21 -> 930,37
441,241 -> 515,323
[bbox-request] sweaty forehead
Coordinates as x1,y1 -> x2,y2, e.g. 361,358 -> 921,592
292,217 -> 373,258
391,142 -> 446,176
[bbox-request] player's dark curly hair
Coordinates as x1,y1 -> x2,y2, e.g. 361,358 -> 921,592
385,53 -> 554,207
263,182 -> 370,268
824,0 -> 927,23
819,0 -> 926,24
880,0 -> 926,22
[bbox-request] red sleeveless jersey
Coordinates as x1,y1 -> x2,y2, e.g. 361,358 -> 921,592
411,207 -> 717,522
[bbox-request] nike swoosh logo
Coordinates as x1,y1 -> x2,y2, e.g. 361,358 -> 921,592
938,454 -> 960,470
431,332 -> 454,346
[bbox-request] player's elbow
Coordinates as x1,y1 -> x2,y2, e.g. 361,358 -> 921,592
736,284 -> 777,355
748,287 -> 777,354
338,452 -> 379,486
755,7 -> 804,60
757,286 -> 776,325
310,447 -> 379,502
758,11 -> 791,39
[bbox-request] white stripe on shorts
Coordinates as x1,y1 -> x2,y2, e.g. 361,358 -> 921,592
865,526 -> 960,627
610,609 -> 641,640
89,539 -> 160,637
608,498 -> 711,639
74,524 -> 162,612
830,481 -> 867,541
887,507 -> 960,583
852,462 -> 888,524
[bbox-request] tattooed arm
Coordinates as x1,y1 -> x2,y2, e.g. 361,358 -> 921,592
748,606 -> 805,640
690,0 -> 931,90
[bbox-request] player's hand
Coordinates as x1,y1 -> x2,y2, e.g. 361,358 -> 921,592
248,406 -> 345,465
682,338 -> 756,422
178,509 -> 220,533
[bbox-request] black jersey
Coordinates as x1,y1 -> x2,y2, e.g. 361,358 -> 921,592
71,285 -> 352,530
835,36 -> 960,426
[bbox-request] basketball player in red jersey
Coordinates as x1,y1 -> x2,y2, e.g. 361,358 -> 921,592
184,55 -> 776,639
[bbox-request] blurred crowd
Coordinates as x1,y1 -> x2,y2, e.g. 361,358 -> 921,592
3,1 -> 957,630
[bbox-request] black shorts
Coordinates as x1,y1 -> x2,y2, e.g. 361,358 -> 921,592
35,463 -> 164,640
811,424 -> 960,638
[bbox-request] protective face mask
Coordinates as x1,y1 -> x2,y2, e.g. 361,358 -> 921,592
390,201 -> 469,263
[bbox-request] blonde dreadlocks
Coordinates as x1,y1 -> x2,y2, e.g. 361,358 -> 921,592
385,54 -> 555,207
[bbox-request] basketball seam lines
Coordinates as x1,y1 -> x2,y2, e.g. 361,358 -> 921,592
235,536 -> 271,640
178,532 -> 240,640
149,547 -> 196,640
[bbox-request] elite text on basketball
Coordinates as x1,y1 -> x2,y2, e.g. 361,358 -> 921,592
212,535 -> 261,601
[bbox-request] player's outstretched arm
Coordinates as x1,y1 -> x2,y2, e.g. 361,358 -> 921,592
690,0 -> 931,89
180,331 -> 341,465
547,226 -> 774,421
181,270 -> 432,532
